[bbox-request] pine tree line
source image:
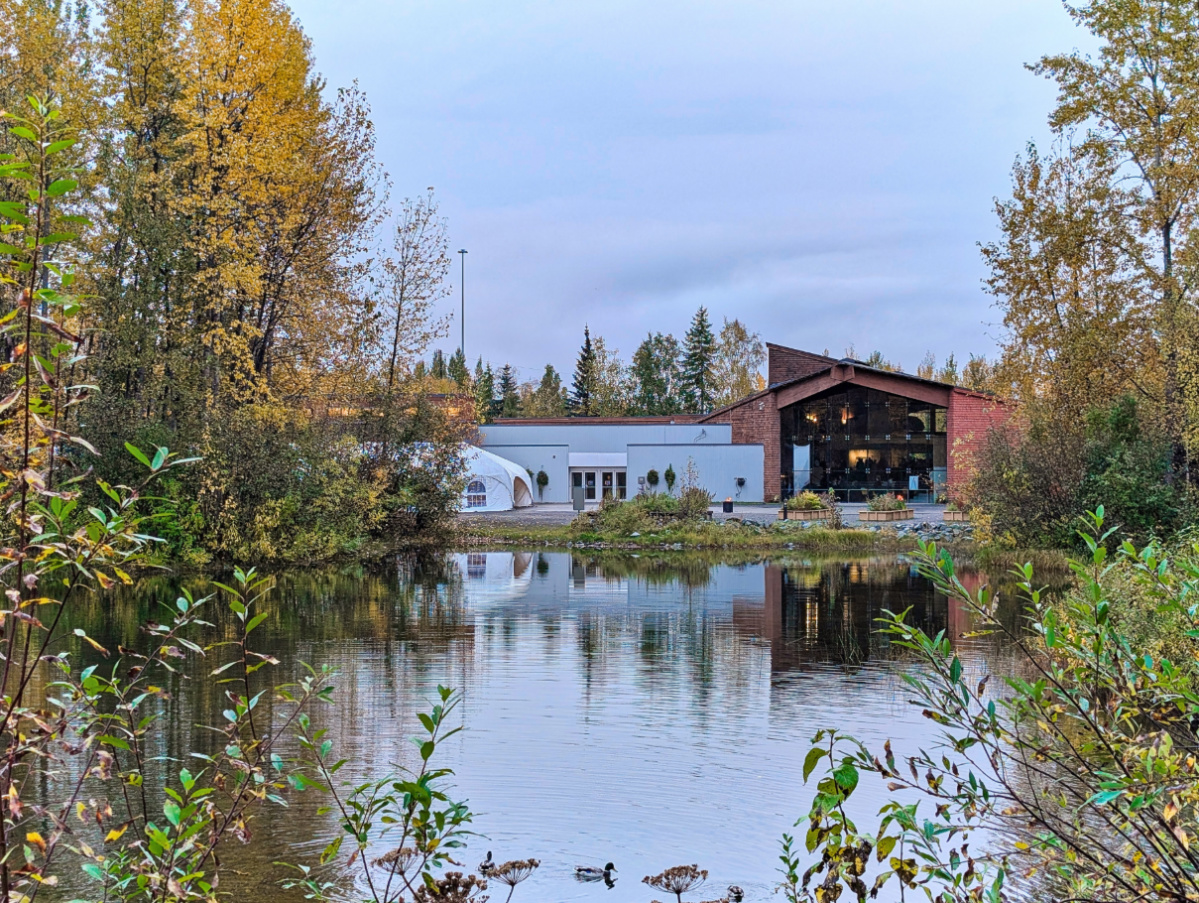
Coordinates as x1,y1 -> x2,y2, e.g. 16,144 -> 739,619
415,306 -> 769,422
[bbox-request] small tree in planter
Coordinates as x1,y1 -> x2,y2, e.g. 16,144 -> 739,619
646,468 -> 660,493
664,463 -> 677,494
536,469 -> 548,499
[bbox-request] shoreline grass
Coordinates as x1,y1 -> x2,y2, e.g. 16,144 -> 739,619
455,519 -> 923,552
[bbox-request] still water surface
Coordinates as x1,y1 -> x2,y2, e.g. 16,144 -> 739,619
57,551 -> 1013,902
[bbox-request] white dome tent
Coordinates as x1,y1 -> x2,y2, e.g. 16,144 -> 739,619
460,446 -> 534,512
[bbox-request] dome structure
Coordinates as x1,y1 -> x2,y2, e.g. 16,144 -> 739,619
460,446 -> 534,512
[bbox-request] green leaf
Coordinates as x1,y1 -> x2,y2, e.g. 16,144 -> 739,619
420,740 -> 435,762
803,747 -> 827,782
833,761 -> 859,794
44,179 -> 77,197
8,126 -> 37,141
97,734 -> 131,751
125,442 -> 152,468
949,655 -> 962,684
163,801 -> 182,827
44,139 -> 75,155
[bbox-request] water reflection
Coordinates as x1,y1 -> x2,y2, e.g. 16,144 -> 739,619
41,551 -> 1007,903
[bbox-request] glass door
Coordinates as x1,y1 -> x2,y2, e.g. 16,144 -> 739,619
601,471 -> 614,500
584,471 -> 597,501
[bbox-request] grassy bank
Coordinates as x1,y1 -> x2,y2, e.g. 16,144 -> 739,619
456,516 -> 924,553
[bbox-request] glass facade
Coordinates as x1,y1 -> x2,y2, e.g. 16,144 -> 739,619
781,386 -> 948,500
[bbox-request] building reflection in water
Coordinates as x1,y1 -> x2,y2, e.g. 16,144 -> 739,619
453,551 -> 958,676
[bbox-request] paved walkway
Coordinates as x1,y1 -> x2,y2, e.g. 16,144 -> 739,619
458,501 -> 954,527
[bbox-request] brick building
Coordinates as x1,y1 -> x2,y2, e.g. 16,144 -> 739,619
700,343 -> 1008,502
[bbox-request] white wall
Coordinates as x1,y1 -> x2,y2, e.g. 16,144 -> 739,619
627,444 -> 764,502
482,445 -> 570,502
480,422 -> 732,451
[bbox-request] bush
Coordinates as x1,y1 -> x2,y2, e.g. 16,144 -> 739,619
967,395 -> 1193,547
785,490 -> 829,511
646,468 -> 660,490
785,511 -> 1199,903
866,492 -> 907,511
664,464 -> 677,493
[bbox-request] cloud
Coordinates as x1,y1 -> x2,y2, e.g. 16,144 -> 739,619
290,0 -> 1089,381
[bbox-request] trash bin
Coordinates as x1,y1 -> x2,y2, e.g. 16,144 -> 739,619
722,498 -> 734,514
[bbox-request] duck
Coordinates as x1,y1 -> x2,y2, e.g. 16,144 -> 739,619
728,887 -> 744,902
574,862 -> 617,881
478,851 -> 496,875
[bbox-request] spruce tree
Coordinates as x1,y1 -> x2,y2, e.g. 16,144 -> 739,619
680,306 -> 717,413
431,349 -> 447,380
474,362 -> 495,423
448,348 -> 469,387
498,364 -> 521,418
570,326 -> 597,416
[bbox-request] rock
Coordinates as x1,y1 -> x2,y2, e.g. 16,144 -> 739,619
629,531 -> 641,538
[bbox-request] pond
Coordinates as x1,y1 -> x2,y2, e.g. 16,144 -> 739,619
47,550 -> 1023,902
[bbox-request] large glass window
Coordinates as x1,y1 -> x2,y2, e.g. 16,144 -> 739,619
781,387 -> 948,500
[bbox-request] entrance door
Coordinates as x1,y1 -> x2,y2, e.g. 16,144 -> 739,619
601,470 -> 614,500
584,471 -> 597,501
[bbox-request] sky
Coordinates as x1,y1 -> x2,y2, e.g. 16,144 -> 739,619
287,0 -> 1090,384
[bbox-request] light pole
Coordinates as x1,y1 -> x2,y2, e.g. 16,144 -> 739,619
458,249 -> 468,361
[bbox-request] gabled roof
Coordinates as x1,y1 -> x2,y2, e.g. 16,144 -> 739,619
700,345 -> 1001,422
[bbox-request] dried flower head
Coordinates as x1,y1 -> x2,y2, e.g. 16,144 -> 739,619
372,846 -> 420,875
493,859 -> 540,887
643,865 -> 709,902
412,871 -> 488,903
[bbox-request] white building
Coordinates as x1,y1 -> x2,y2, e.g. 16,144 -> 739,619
476,417 -> 765,503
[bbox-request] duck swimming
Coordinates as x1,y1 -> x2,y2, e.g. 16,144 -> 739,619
728,886 -> 744,902
575,862 -> 616,881
478,851 -> 495,875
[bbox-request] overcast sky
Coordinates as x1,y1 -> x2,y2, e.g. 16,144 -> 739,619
288,0 -> 1089,383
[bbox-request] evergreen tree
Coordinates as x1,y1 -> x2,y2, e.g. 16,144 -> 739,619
413,360 -> 428,379
431,350 -> 447,380
527,364 -> 566,417
474,360 -> 496,423
630,332 -> 681,414
570,326 -> 597,416
497,364 -> 521,418
448,348 -> 469,387
679,307 -> 717,414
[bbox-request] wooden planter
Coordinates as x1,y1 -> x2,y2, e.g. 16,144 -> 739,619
778,507 -> 833,522
943,510 -> 969,523
859,509 -> 913,523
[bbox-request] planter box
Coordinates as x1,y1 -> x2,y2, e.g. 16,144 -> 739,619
859,509 -> 913,522
780,508 -> 833,521
943,510 -> 969,523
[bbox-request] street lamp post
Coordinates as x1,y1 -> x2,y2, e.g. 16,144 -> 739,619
458,249 -> 468,361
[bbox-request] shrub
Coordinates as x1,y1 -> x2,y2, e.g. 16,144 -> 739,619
785,511 -> 1199,903
646,468 -> 660,490
785,490 -> 829,511
536,469 -> 549,498
967,395 -> 1192,547
664,463 -> 677,493
866,492 -> 907,511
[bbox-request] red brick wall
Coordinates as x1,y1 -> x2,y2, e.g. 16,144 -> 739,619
706,393 -> 782,501
947,390 -> 1010,495
767,344 -> 835,387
